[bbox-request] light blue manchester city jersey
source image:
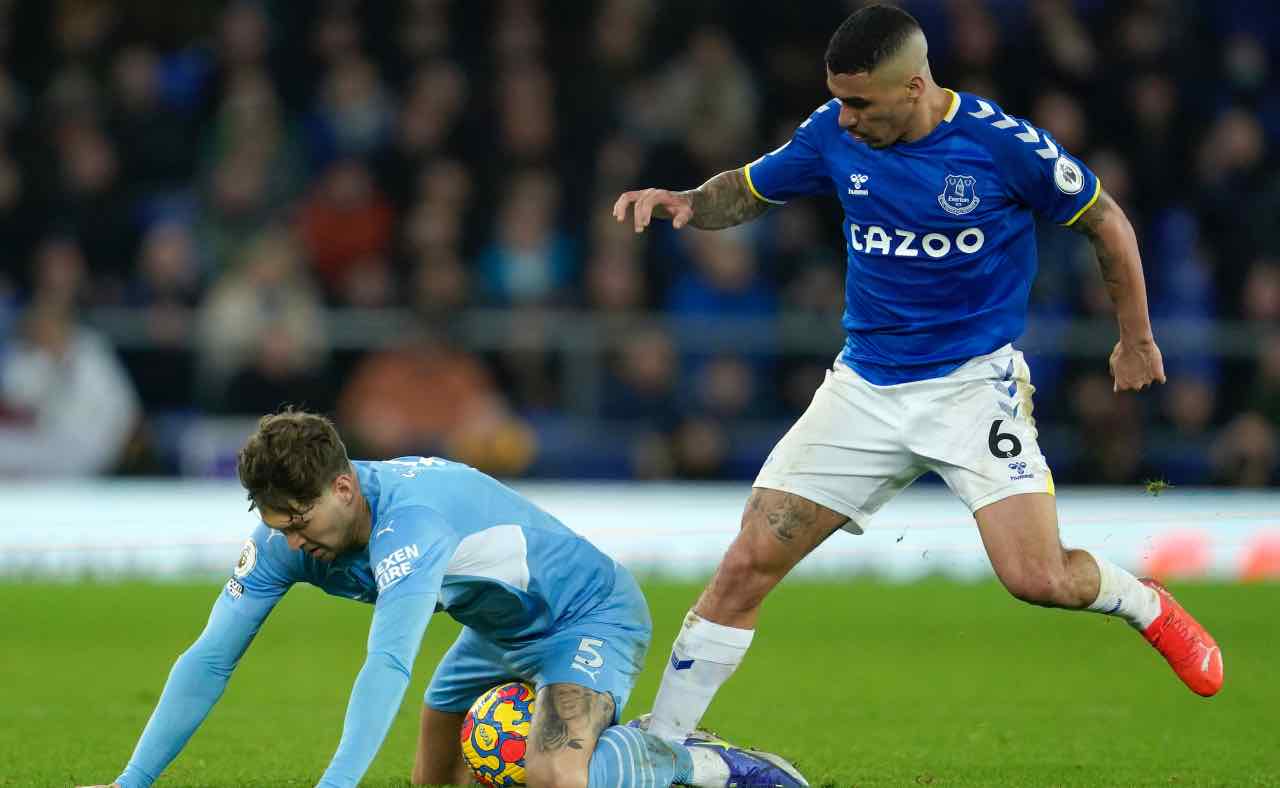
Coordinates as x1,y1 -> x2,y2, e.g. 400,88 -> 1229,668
226,457 -> 620,644
116,458 -> 625,788
745,90 -> 1100,384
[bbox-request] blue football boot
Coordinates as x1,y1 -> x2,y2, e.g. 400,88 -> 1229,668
625,714 -> 809,787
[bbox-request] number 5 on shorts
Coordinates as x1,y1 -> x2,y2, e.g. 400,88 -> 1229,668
570,637 -> 605,682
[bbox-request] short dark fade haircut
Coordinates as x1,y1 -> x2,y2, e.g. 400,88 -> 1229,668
825,4 -> 923,76
237,409 -> 351,516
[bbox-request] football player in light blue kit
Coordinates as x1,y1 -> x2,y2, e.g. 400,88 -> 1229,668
81,411 -> 806,788
614,3 -> 1222,751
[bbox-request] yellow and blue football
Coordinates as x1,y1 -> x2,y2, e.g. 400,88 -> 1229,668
460,681 -> 537,787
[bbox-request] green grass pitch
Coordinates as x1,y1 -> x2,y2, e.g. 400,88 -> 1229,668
3,578 -> 1277,787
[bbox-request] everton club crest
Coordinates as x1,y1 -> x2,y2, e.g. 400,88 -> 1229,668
938,173 -> 980,215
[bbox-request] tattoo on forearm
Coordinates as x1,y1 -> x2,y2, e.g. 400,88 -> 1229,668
533,684 -> 615,754
1069,190 -> 1125,297
678,169 -> 770,230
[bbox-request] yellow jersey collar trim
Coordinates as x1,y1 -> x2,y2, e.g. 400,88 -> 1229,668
942,89 -> 960,123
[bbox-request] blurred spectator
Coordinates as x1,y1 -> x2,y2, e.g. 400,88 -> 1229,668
584,244 -> 646,314
295,158 -> 395,301
1241,259 -> 1280,321
408,244 -> 470,321
478,168 -> 576,306
1026,0 -> 1098,84
307,53 -> 395,165
667,228 -> 775,320
940,1 -> 1003,93
1248,333 -> 1280,426
0,304 -> 140,476
1211,412 -> 1277,486
195,229 -> 327,405
195,73 -> 304,273
627,26 -> 758,172
108,45 -> 195,197
376,60 -> 469,208
1065,372 -> 1155,484
48,122 -> 135,299
337,329 -> 533,475
0,2 -> 1271,484
1031,89 -> 1088,156
695,355 -> 758,420
669,416 -> 731,480
491,60 -> 557,164
220,317 -> 335,415
394,0 -> 453,66
491,0 -> 545,64
127,222 -> 200,342
218,1 -> 271,79
1154,375 -> 1217,483
28,234 -> 88,313
52,0 -> 117,62
601,327 -> 679,423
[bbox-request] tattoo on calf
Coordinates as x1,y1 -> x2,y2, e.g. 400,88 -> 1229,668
534,684 -> 616,754
750,492 -> 819,544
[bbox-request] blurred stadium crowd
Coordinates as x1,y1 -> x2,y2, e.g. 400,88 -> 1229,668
0,0 -> 1277,483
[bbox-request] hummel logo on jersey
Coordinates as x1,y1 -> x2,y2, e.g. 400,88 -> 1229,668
847,173 -> 869,196
1008,461 -> 1033,481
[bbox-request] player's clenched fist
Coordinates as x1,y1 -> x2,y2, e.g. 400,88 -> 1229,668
1109,338 -> 1167,392
613,188 -> 694,232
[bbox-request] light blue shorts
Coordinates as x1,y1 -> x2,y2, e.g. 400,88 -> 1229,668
424,565 -> 651,721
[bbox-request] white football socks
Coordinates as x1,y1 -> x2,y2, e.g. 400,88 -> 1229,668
685,745 -> 731,787
1086,553 -> 1161,630
648,610 -> 754,743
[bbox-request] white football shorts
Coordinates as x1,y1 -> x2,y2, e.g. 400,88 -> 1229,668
754,344 -> 1054,534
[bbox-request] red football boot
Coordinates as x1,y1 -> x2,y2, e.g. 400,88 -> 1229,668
1139,578 -> 1223,697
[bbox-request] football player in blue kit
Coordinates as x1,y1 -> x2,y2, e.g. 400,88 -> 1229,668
80,410 -> 806,788
614,3 -> 1222,749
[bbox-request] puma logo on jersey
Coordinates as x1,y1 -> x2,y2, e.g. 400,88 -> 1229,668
849,223 -> 985,258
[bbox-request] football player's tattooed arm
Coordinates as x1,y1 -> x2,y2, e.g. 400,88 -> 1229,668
615,168 -> 771,232
1069,188 -> 1156,343
670,168 -> 772,230
1069,187 -> 1166,390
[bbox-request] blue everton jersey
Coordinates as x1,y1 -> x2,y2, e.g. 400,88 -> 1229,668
744,90 -> 1100,384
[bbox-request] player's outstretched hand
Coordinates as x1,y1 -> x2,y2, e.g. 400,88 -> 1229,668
1109,338 -> 1167,392
613,188 -> 694,232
